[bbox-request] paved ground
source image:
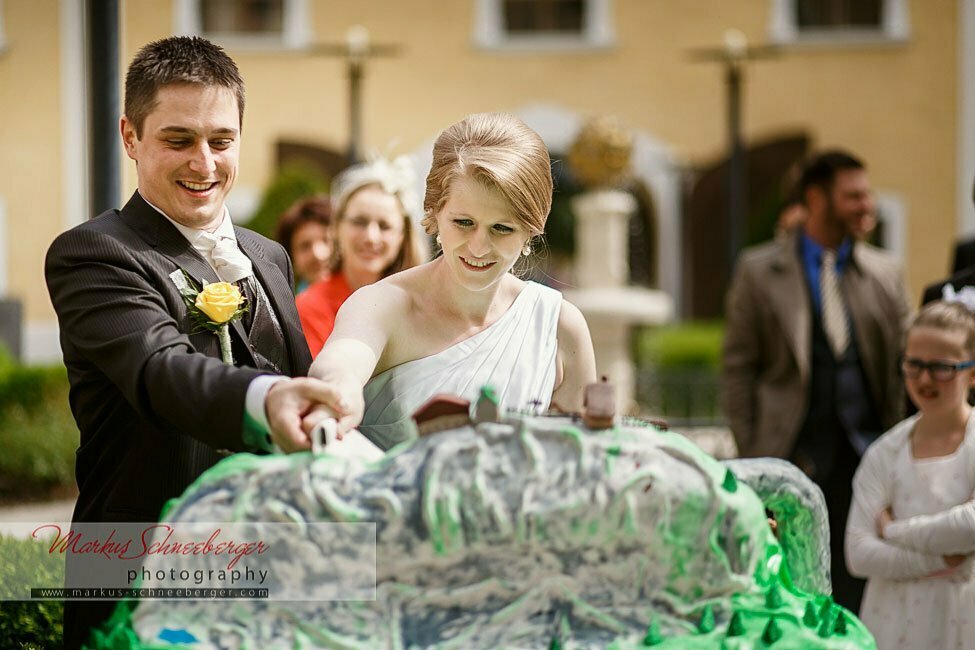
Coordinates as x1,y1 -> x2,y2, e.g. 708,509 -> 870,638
0,498 -> 75,538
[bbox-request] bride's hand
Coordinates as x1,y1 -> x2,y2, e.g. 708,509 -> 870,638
266,378 -> 356,453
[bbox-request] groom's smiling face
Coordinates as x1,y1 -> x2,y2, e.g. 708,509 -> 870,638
121,82 -> 240,231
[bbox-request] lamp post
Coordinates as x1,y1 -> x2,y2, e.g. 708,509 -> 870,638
345,26 -> 368,165
688,31 -> 778,277
87,0 -> 121,217
724,30 -> 747,274
306,26 -> 401,165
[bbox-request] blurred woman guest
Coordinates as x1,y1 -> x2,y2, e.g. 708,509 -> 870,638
297,156 -> 423,355
275,195 -> 334,294
300,113 -> 597,452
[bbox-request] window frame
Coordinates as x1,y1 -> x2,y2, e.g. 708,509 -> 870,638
768,0 -> 910,46
0,0 -> 7,54
174,0 -> 311,51
473,0 -> 615,52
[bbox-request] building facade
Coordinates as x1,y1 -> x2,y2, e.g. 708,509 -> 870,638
0,0 -> 971,360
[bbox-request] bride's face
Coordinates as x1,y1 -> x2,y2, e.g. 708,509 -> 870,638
435,174 -> 528,291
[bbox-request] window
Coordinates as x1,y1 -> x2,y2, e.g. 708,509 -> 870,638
174,0 -> 310,49
201,0 -> 283,35
768,0 -> 909,45
796,0 -> 882,29
503,0 -> 584,35
474,0 -> 614,51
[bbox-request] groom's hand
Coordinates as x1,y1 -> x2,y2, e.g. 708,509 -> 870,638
265,378 -> 355,453
301,381 -> 363,440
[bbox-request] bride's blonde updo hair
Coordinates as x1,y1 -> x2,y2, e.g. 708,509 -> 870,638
421,113 -> 553,240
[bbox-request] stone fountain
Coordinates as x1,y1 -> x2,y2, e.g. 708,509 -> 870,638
563,116 -> 673,413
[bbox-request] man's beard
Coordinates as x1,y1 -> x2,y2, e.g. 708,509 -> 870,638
825,199 -> 861,238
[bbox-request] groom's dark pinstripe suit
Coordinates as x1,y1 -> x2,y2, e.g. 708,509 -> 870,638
45,191 -> 312,647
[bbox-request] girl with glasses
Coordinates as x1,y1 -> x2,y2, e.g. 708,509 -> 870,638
846,299 -> 975,649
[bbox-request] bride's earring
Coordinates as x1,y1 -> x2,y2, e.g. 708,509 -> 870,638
436,234 -> 442,247
522,240 -> 531,256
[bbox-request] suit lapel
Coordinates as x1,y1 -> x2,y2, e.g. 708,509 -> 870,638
119,192 -> 256,365
768,234 -> 811,382
236,228 -> 306,371
845,246 -> 884,401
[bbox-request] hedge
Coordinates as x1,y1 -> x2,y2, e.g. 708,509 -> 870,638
0,534 -> 65,648
0,348 -> 77,498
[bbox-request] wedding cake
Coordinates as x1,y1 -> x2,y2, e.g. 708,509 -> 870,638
89,406 -> 875,649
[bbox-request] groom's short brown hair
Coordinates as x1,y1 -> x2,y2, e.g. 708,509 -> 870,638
124,36 -> 245,138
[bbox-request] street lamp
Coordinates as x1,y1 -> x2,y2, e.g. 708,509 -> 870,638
345,26 -> 369,165
688,30 -> 778,277
305,26 -> 401,164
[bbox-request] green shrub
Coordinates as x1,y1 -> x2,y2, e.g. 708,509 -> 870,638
635,322 -> 725,423
242,163 -> 331,240
0,535 -> 64,648
0,351 -> 77,497
635,321 -> 725,370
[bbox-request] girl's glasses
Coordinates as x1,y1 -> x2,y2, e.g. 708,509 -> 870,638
901,357 -> 975,382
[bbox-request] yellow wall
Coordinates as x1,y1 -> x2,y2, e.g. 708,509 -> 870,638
0,0 -> 65,321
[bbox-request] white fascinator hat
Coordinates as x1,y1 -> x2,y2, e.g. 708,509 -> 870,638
332,154 -> 422,224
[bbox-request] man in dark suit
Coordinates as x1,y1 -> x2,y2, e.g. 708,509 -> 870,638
951,237 -> 975,276
922,267 -> 975,305
722,150 -> 911,612
924,181 -> 975,305
45,37 -> 341,649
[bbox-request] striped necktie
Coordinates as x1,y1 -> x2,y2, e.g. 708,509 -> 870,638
820,249 -> 849,358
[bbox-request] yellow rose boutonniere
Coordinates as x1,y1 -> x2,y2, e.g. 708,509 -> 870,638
195,282 -> 244,324
173,270 -> 248,364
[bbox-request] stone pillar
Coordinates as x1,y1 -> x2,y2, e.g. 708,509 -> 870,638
570,189 -> 640,412
570,189 -> 636,290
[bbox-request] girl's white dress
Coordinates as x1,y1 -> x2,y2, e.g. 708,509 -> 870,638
846,412 -> 975,649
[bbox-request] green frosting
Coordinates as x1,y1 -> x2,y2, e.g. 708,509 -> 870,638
727,612 -> 745,637
761,618 -> 783,645
698,605 -> 716,633
722,469 -> 739,493
803,602 -> 819,627
642,618 -> 663,646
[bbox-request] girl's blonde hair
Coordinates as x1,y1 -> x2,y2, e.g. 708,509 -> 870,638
910,300 -> 975,356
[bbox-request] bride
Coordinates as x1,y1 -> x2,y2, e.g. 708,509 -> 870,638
297,113 -> 596,451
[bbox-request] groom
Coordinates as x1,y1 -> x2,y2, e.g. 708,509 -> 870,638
45,36 -> 339,649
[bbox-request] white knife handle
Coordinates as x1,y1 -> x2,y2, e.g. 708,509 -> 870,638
311,418 -> 337,455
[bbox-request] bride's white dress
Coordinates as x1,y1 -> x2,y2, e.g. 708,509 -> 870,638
356,281 -> 562,450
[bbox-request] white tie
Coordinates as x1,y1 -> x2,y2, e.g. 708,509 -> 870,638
820,249 -> 849,358
197,232 -> 253,283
